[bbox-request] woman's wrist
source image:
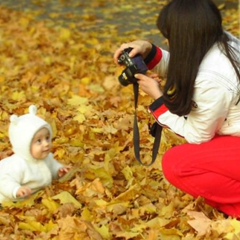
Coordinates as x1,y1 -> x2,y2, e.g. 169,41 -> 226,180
144,44 -> 163,70
153,92 -> 163,100
144,44 -> 157,63
149,96 -> 164,111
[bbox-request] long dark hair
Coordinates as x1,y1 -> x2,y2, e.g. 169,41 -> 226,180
157,0 -> 240,116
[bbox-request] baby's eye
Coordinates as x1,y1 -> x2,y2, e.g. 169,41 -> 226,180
37,139 -> 42,144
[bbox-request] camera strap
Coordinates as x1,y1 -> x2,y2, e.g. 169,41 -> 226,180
133,83 -> 162,166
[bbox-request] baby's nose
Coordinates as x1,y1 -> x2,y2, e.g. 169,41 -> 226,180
44,140 -> 50,146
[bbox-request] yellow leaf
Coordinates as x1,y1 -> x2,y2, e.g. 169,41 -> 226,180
160,201 -> 176,218
18,220 -> 57,233
49,13 -> 60,19
122,166 -> 133,181
95,225 -> 111,239
42,197 -> 60,213
0,111 -> 9,121
224,219 -> 240,239
59,28 -> 72,42
139,203 -> 157,215
19,17 -> 30,28
230,218 -> 240,233
106,201 -> 130,215
77,105 -> 92,114
73,113 -> 86,123
81,208 -> 94,221
19,221 -> 44,232
87,38 -> 99,45
52,191 -> 82,209
145,217 -> 170,228
11,91 -> 26,102
187,211 -> 212,236
159,227 -> 183,239
45,220 -> 58,232
91,127 -> 104,133
54,148 -> 66,159
81,77 -> 91,85
115,231 -> 140,239
0,76 -> 5,83
94,199 -> 108,207
70,138 -> 84,147
115,184 -> 141,201
43,56 -> 53,65
2,191 -> 43,208
88,84 -> 105,93
68,95 -> 88,106
103,125 -> 118,134
90,169 -> 113,188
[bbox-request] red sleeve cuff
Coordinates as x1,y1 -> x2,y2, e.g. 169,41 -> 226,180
149,97 -> 168,121
144,45 -> 163,70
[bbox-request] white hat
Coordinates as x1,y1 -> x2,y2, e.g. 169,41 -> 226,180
9,105 -> 52,162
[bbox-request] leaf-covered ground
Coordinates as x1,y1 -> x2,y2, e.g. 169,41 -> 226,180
0,1 -> 239,239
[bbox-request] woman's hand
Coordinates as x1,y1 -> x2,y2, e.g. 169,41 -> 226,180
135,73 -> 163,100
113,40 -> 152,64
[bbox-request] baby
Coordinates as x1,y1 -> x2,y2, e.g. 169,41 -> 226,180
0,105 -> 69,203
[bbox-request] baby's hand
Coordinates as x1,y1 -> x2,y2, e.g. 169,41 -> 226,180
17,186 -> 32,198
58,167 -> 70,178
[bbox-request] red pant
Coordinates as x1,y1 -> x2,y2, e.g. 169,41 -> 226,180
162,135 -> 240,217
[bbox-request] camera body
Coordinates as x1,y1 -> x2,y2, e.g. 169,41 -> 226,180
118,48 -> 148,86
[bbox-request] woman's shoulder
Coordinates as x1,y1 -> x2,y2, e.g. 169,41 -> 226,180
202,32 -> 239,63
198,35 -> 239,87
225,31 -> 240,48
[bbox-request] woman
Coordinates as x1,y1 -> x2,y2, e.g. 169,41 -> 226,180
114,0 -> 240,217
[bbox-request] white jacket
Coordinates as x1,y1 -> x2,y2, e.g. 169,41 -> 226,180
150,33 -> 240,144
0,105 -> 65,204
0,153 -> 63,203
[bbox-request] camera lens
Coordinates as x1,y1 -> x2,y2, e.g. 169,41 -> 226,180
120,55 -> 125,61
118,73 -> 130,86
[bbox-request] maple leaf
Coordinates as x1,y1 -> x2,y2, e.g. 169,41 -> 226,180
52,191 -> 82,209
187,211 -> 212,236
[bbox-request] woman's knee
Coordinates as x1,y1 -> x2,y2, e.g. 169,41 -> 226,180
162,143 -> 198,183
162,146 -> 185,183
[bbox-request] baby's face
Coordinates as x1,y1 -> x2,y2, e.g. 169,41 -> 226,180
31,128 -> 52,160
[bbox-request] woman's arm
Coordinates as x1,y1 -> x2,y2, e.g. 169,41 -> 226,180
149,79 -> 233,144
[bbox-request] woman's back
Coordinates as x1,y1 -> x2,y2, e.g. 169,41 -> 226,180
194,33 -> 240,137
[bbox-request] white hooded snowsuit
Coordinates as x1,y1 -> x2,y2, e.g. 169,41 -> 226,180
0,105 -> 63,203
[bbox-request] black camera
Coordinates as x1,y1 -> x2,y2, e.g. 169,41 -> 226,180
118,48 -> 148,86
